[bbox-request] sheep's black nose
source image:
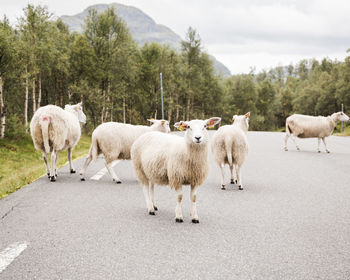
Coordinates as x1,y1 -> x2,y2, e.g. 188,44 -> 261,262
195,136 -> 201,141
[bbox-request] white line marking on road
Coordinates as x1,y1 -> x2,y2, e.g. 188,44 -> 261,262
90,160 -> 120,180
0,242 -> 29,273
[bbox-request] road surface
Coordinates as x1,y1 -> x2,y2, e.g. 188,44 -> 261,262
1,131 -> 350,279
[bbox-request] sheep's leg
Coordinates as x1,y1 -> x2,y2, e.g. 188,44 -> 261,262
42,152 -> 50,178
291,135 -> 300,151
105,160 -> 122,183
317,138 -> 321,153
190,185 -> 199,223
284,133 -> 289,151
67,148 -> 76,173
50,150 -> 57,182
236,165 -> 243,190
54,153 -> 58,177
220,163 -> 226,190
143,185 -> 155,215
79,155 -> 92,181
149,182 -> 158,211
175,186 -> 184,223
229,164 -> 236,184
322,137 -> 330,153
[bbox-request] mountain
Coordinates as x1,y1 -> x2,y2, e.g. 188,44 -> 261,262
60,3 -> 231,77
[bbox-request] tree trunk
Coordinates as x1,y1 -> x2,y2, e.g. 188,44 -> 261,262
104,81 -> 110,121
32,78 -> 36,113
123,95 -> 126,123
0,76 -> 6,138
110,100 -> 113,122
175,93 -> 179,121
101,88 -> 105,123
37,73 -> 42,109
59,76 -> 63,107
186,97 -> 190,121
24,66 -> 29,133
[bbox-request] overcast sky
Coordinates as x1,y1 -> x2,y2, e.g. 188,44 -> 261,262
2,0 -> 350,74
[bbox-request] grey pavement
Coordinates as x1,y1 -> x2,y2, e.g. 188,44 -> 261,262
0,131 -> 350,280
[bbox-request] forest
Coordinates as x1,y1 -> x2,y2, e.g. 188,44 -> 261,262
1,4 -> 350,139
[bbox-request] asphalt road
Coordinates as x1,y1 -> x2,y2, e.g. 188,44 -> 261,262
1,131 -> 350,280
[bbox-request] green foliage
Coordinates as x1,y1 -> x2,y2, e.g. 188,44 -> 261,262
5,114 -> 26,139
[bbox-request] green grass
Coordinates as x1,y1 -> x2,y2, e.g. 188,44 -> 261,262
0,135 -> 91,199
334,125 -> 350,136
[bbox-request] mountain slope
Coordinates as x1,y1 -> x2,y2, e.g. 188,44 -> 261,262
61,3 -> 231,76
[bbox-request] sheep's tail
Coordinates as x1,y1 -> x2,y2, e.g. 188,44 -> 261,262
90,136 -> 99,161
226,144 -> 233,166
285,119 -> 292,135
40,115 -> 51,154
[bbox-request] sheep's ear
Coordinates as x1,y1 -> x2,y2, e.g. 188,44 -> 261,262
174,121 -> 189,131
206,117 -> 221,128
75,103 -> 82,110
245,112 -> 250,118
232,115 -> 237,121
161,120 -> 168,125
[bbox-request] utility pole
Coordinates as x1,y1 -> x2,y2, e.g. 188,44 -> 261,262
341,103 -> 344,133
160,73 -> 164,119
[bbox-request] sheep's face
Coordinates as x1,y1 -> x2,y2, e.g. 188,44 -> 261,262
232,112 -> 250,131
338,112 -> 350,122
65,102 -> 86,124
175,117 -> 221,145
148,119 -> 170,133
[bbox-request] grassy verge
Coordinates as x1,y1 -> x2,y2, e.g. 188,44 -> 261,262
334,124 -> 350,136
0,135 -> 91,199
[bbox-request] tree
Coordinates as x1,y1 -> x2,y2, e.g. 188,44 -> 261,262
0,17 -> 15,138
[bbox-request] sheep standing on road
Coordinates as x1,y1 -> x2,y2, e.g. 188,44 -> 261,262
284,112 -> 350,153
30,102 -> 86,181
131,117 -> 221,223
79,119 -> 170,183
211,112 -> 250,190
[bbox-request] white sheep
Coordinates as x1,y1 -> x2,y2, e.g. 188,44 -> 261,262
30,102 -> 86,181
130,117 -> 221,223
79,119 -> 170,183
284,112 -> 350,153
211,112 -> 250,190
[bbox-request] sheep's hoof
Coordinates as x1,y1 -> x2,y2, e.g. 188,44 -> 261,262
221,185 -> 226,190
326,150 -> 330,153
50,176 -> 56,182
154,206 -> 158,211
175,218 -> 183,223
231,179 -> 237,184
284,148 -> 288,151
318,150 -> 321,153
297,147 -> 300,151
192,219 -> 199,224
70,169 -> 76,174
149,211 -> 155,216
80,178 -> 85,181
238,185 -> 243,190
113,179 -> 122,184
47,173 -> 50,178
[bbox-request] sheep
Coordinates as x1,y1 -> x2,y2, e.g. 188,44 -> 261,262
30,102 -> 86,181
211,112 -> 250,191
130,117 -> 221,223
284,112 -> 350,153
79,119 -> 170,183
